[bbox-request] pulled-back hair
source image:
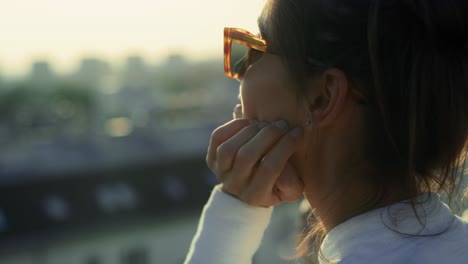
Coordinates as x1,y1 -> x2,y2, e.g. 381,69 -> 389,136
260,0 -> 468,259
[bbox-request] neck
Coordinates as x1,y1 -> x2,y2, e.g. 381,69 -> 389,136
304,177 -> 368,232
304,170 -> 415,233
300,141 -> 414,233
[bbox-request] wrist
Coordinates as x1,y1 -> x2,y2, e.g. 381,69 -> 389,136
219,184 -> 271,208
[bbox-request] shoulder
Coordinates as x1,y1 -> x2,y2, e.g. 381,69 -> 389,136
335,217 -> 468,264
321,195 -> 468,264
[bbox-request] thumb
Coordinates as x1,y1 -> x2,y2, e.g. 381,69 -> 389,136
275,162 -> 304,202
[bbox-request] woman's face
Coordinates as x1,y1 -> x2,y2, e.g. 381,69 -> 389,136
237,32 -> 329,195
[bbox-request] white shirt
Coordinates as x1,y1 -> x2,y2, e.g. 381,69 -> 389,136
184,185 -> 273,264
184,185 -> 468,263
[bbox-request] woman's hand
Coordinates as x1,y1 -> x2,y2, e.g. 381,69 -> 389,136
206,119 -> 304,207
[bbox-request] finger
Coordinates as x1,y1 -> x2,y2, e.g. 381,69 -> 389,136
206,119 -> 252,168
275,162 -> 304,202
250,127 -> 304,198
240,163 -> 303,207
216,123 -> 260,174
233,120 -> 289,174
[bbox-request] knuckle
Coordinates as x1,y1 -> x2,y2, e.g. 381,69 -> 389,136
217,143 -> 235,159
236,146 -> 255,165
210,127 -> 224,144
258,158 -> 279,175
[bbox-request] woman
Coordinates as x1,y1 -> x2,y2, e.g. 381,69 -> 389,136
185,0 -> 468,263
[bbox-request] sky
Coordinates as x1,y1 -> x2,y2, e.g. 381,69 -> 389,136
0,0 -> 265,76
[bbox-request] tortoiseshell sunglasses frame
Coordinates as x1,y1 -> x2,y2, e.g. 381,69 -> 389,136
223,27 -> 366,103
224,27 -> 267,79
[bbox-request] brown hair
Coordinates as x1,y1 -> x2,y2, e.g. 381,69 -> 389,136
259,0 -> 468,261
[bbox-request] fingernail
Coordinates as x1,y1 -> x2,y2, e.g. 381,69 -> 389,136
274,120 -> 288,129
249,119 -> 258,125
258,121 -> 269,129
290,127 -> 303,137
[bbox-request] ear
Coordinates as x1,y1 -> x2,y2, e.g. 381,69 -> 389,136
305,68 -> 349,127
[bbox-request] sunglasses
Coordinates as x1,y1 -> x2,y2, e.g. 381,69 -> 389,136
224,27 -> 268,80
223,27 -> 367,103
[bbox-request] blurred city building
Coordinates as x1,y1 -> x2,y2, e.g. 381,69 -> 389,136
29,61 -> 55,87
0,55 -> 244,264
75,58 -> 111,88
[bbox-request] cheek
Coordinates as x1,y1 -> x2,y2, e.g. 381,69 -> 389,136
240,79 -> 269,119
240,75 -> 300,122
241,81 -> 279,120
238,54 -> 304,124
